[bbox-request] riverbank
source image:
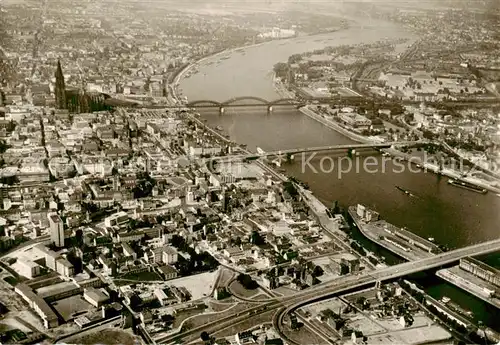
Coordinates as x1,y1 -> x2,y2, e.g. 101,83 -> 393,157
297,104 -> 500,193
172,43 -> 264,101
385,147 -> 500,194
436,267 -> 500,309
172,23 -> 356,103
347,206 -> 437,262
296,186 -> 378,271
172,37 -> 301,102
299,105 -> 371,143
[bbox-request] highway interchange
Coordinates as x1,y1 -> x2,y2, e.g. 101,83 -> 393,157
156,238 -> 500,344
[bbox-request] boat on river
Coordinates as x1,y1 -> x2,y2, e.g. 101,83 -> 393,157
395,186 -> 417,198
441,296 -> 474,318
447,179 -> 487,194
396,185 -> 410,195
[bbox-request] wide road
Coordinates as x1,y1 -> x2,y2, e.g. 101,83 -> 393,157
158,238 -> 500,344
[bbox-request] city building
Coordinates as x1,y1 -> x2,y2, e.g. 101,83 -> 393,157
83,288 -> 110,308
258,27 -> 296,39
329,258 -> 349,276
17,259 -> 41,279
14,284 -> 58,329
56,257 -> 74,277
140,310 -> 153,324
104,211 -> 129,228
154,288 -> 171,306
459,257 -> 500,287
144,247 -> 164,264
158,265 -> 178,280
48,213 -> 65,248
338,113 -> 372,129
235,330 -> 255,344
122,242 -> 137,260
117,231 -> 145,243
32,244 -> 60,271
162,246 -> 178,265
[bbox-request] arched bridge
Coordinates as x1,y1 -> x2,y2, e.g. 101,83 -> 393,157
186,97 -> 305,112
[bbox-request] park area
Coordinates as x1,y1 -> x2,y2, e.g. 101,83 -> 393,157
228,280 -> 261,299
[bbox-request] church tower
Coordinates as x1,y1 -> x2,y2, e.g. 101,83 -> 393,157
55,60 -> 67,109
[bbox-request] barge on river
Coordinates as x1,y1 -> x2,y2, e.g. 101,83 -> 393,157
447,179 -> 487,194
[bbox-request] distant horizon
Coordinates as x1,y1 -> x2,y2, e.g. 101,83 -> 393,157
1,0 -> 497,14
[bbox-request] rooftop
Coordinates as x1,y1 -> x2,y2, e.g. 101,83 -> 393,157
84,288 -> 110,303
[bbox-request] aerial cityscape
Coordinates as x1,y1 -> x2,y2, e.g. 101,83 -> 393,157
0,0 -> 499,344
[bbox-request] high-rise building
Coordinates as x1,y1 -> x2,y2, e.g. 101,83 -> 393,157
0,88 -> 5,106
221,185 -> 228,213
48,213 -> 65,247
54,60 -> 67,109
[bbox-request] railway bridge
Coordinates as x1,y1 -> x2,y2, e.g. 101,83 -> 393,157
186,96 -> 305,114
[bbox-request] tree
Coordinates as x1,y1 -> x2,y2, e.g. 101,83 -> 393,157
283,181 -> 298,198
422,130 -> 436,140
331,200 -> 340,214
356,296 -> 366,306
0,140 -> 10,154
288,54 -> 302,64
75,229 -> 83,247
250,231 -> 264,245
273,62 -> 289,79
313,265 -> 324,277
233,237 -> 242,246
161,314 -> 174,325
200,331 -> 210,342
237,274 -> 258,290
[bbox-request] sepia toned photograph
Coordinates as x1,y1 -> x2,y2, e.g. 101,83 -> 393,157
0,0 -> 499,344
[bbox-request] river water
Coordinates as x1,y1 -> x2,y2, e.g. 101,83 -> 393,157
179,18 -> 500,328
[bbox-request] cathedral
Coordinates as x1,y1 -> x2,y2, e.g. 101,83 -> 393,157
54,60 -> 111,113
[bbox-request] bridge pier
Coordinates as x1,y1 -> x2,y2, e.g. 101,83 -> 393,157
219,106 -> 225,115
347,148 -> 358,158
267,105 -> 273,114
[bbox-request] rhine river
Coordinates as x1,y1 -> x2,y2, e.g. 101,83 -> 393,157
179,17 -> 500,327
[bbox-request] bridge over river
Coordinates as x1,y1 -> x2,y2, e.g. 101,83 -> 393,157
185,96 -> 305,113
206,140 -> 421,163
105,96 -> 305,112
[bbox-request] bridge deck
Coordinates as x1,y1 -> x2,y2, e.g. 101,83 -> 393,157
208,141 -> 420,162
